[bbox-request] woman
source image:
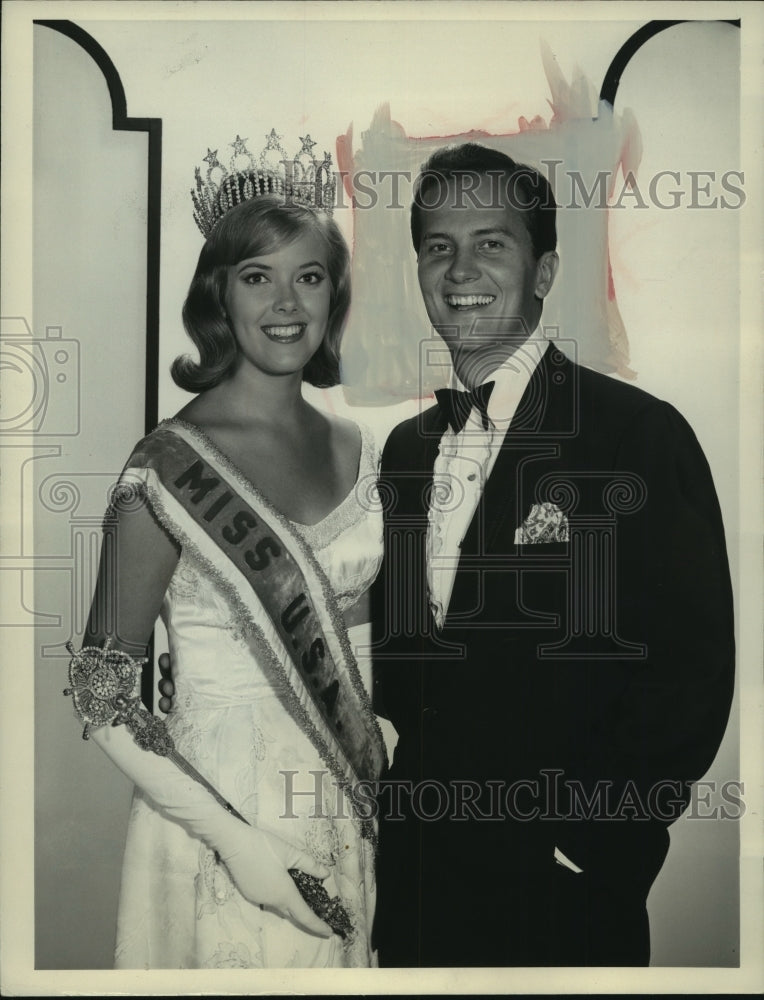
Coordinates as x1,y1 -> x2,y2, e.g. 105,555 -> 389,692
73,154 -> 387,968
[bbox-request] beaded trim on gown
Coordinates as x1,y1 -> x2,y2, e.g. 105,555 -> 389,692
114,421 -> 384,969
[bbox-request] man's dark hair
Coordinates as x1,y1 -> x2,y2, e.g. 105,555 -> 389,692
410,143 -> 557,260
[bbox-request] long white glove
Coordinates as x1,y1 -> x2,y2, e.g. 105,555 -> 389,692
91,720 -> 333,938
75,493 -> 332,936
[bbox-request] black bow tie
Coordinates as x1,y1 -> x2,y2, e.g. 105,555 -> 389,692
435,381 -> 496,434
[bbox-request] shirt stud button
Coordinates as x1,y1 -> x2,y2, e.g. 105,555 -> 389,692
467,473 -> 477,481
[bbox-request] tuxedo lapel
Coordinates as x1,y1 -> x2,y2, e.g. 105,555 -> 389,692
418,404 -> 449,513
458,347 -> 566,554
484,347 -> 574,550
446,348 -> 573,621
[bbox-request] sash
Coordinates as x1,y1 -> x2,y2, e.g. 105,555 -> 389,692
119,420 -> 387,804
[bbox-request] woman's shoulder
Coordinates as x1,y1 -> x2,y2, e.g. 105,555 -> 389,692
123,413 -> 208,473
324,410 -> 360,441
131,393 -> 231,457
172,392 -> 214,428
323,411 -> 378,463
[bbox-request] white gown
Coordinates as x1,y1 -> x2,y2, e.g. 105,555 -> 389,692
114,422 -> 384,969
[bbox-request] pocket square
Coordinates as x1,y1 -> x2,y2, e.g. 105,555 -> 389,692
514,502 -> 569,544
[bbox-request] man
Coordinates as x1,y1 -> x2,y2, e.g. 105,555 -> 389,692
370,143 -> 734,966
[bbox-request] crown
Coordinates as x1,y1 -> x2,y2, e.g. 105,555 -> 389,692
191,128 -> 337,238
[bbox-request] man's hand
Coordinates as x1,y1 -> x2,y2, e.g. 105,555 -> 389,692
157,652 -> 176,713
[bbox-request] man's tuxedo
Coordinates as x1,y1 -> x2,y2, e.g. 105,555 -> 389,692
371,346 -> 734,966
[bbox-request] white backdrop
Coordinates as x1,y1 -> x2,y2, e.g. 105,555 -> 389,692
2,2 -> 762,996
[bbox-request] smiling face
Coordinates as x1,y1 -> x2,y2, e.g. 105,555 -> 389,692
224,232 -> 332,381
416,174 -> 558,387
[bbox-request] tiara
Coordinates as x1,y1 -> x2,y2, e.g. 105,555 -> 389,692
191,128 -> 337,238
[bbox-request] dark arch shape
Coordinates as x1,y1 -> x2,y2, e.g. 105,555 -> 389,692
34,19 -> 162,436
34,18 -> 162,705
600,18 -> 741,107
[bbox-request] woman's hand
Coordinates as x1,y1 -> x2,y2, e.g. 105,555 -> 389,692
90,714 -> 336,939
218,821 -> 334,938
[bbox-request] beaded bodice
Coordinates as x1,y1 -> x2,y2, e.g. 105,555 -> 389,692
158,419 -> 382,710
290,422 -> 382,611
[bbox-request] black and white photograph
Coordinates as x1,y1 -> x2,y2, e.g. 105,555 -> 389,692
1,1 -> 762,994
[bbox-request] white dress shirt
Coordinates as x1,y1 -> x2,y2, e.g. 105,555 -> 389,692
426,328 -> 549,629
